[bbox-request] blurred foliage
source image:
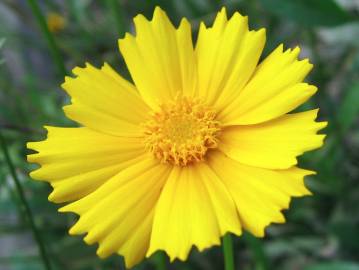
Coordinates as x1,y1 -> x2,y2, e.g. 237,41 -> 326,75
0,0 -> 359,270
259,0 -> 353,26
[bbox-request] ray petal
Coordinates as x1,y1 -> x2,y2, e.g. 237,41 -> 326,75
219,110 -> 327,169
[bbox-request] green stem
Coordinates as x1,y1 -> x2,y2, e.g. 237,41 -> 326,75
243,233 -> 269,270
223,234 -> 235,270
0,132 -> 52,270
27,0 -> 67,77
106,0 -> 126,38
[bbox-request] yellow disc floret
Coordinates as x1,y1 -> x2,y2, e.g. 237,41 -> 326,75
143,96 -> 221,166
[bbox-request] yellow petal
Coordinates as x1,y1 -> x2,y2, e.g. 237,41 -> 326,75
147,163 -> 241,261
195,8 -> 266,109
27,127 -> 146,202
119,7 -> 196,109
208,151 -> 313,237
48,157 -> 144,203
219,110 -> 327,169
60,157 -> 171,268
219,45 -> 315,125
62,63 -> 150,137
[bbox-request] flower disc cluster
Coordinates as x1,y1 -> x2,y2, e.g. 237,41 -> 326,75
28,7 -> 327,268
144,96 -> 221,166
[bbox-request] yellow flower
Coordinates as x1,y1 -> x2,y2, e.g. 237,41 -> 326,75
46,12 -> 66,33
28,7 -> 327,268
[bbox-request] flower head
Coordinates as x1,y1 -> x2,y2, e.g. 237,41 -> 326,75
28,7 -> 327,268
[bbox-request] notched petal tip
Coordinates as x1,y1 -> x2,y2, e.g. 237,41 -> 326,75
72,66 -> 86,76
252,228 -> 266,238
133,13 -> 148,27
26,127 -> 49,153
62,104 -> 73,118
48,188 -> 69,203
47,191 -> 58,203
307,84 -> 318,92
26,153 -> 36,163
198,21 -> 207,33
96,248 -> 110,259
194,239 -> 221,253
178,17 -> 191,29
117,32 -> 136,52
232,11 -> 247,20
146,248 -> 185,263
301,58 -> 314,69
83,234 -> 94,245
276,212 -> 286,223
228,12 -> 248,32
288,46 -> 301,55
276,43 -> 284,52
212,7 -> 228,28
68,226 -> 81,236
42,125 -> 54,132
118,32 -> 134,42
58,204 -> 72,213
154,6 -> 165,13
26,142 -> 37,152
146,228 -> 241,263
220,6 -> 227,14
101,62 -> 111,70
62,63 -> 97,89
318,121 -> 329,130
250,212 -> 287,238
61,76 -> 74,88
29,170 -> 40,180
302,187 -> 313,196
303,169 -> 317,176
311,108 -> 328,131
153,6 -> 168,19
257,27 -> 266,35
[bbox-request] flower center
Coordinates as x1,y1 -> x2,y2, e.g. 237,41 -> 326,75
143,97 -> 221,166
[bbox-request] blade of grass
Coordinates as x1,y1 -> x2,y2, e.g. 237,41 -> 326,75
223,234 -> 235,270
0,131 -> 52,270
27,0 -> 67,77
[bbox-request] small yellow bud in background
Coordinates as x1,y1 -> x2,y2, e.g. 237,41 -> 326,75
46,12 -> 66,33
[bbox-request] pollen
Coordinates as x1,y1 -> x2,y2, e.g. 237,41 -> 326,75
143,96 -> 221,166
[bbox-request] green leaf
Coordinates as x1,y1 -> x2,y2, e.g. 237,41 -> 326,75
304,262 -> 359,270
258,0 -> 352,26
337,82 -> 359,132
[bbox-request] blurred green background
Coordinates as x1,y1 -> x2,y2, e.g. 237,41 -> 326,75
0,0 -> 359,270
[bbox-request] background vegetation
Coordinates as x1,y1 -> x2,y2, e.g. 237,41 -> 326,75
0,0 -> 358,269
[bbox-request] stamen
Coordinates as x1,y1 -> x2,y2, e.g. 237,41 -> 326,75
143,97 -> 221,166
